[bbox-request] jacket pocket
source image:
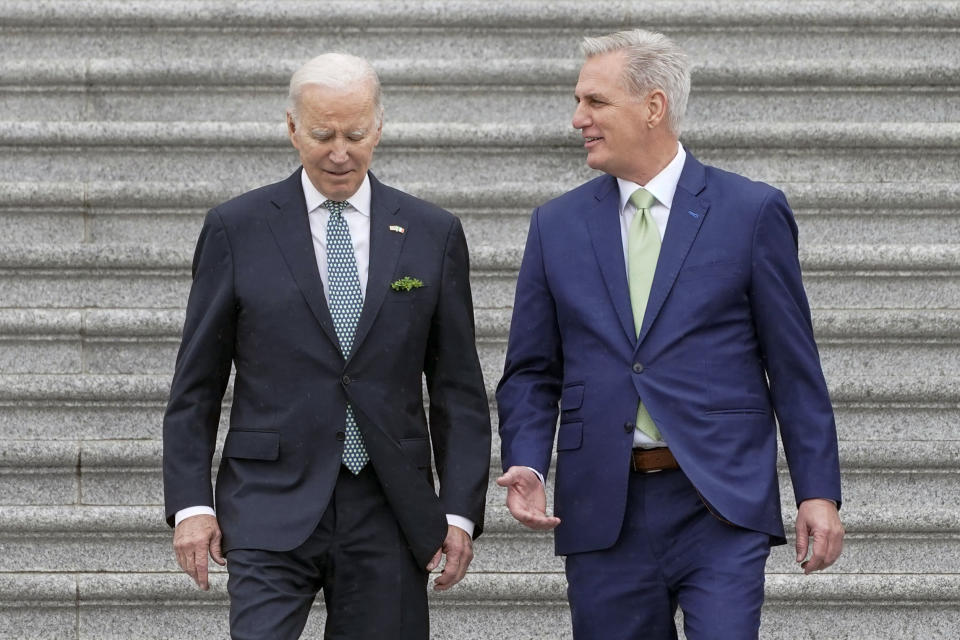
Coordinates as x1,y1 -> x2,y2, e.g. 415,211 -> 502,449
222,430 -> 280,461
560,383 -> 585,413
399,437 -> 432,469
556,422 -> 583,451
704,408 -> 769,416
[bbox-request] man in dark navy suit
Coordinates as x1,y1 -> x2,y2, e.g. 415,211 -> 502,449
163,53 -> 490,639
497,29 -> 844,639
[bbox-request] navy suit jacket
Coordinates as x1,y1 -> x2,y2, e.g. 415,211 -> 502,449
497,153 -> 841,555
163,170 -> 491,568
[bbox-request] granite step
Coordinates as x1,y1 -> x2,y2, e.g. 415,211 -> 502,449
4,307 -> 960,388
3,57 -> 958,124
1,121 -> 959,187
4,372 -> 957,443
2,242 -> 959,310
2,0 -> 959,65
1,494 -> 958,576
0,570 -> 957,640
3,180 -> 959,247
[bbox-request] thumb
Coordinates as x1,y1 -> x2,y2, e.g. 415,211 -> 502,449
426,547 -> 443,572
795,524 -> 809,563
495,468 -> 518,487
210,531 -> 226,566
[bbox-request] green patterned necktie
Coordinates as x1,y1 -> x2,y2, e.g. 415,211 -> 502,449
627,188 -> 662,442
324,199 -> 369,474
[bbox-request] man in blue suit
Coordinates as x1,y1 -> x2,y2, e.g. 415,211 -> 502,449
497,29 -> 844,639
163,53 -> 490,639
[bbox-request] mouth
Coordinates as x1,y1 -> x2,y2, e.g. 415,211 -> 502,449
583,136 -> 603,148
324,169 -> 353,177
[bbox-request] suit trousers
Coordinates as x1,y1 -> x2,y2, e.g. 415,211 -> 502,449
564,468 -> 771,640
226,465 -> 430,640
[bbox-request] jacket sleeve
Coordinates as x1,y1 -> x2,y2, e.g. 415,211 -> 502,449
162,208 -> 237,526
749,189 -> 842,508
496,208 -> 564,480
423,216 -> 492,538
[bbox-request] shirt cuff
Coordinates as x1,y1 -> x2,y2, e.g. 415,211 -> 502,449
175,506 -> 217,526
523,466 -> 545,485
446,514 -> 475,538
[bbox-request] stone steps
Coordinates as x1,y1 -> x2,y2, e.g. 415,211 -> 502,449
3,121 -> 960,187
2,0 -> 957,636
1,495 -> 959,574
3,242 -> 959,310
7,372 -> 957,442
4,180 -> 960,247
4,307 -> 960,383
4,57 -> 958,124
0,571 -> 957,640
2,1 -> 959,65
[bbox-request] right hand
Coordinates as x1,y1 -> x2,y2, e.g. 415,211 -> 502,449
173,514 -> 226,590
496,466 -> 561,530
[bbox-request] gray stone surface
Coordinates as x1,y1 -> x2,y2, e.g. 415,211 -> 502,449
1,1 -> 959,637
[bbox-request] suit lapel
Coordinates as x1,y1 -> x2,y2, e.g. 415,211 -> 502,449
348,173 -> 406,360
586,175 -> 637,346
637,154 -> 710,345
266,169 -> 340,349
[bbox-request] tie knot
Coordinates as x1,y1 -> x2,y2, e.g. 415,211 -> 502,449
322,200 -> 349,217
629,188 -> 657,212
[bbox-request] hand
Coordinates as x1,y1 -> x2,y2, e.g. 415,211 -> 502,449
496,466 -> 561,530
173,514 -> 226,590
427,525 -> 474,591
795,498 -> 844,574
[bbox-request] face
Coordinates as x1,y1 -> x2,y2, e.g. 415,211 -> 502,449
572,51 -> 663,181
287,82 -> 382,201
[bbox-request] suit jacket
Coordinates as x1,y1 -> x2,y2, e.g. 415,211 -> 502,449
163,169 -> 491,568
497,153 -> 841,556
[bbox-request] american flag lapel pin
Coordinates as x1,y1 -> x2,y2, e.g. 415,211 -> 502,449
389,225 -> 406,234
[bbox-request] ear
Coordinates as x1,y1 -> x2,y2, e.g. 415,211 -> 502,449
286,111 -> 300,149
646,90 -> 668,129
372,111 -> 384,147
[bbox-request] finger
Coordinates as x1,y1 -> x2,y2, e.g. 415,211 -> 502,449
426,548 -> 443,572
511,505 -> 561,530
802,533 -> 827,574
194,545 -> 210,590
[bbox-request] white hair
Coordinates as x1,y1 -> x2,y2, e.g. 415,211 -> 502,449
581,29 -> 690,135
287,52 -> 383,125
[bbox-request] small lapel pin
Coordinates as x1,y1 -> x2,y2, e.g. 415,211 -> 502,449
688,211 -> 700,220
389,225 -> 406,234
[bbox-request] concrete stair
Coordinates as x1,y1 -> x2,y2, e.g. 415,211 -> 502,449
2,0 -> 958,638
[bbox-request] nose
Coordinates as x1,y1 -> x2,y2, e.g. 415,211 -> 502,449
572,103 -> 590,130
328,139 -> 349,164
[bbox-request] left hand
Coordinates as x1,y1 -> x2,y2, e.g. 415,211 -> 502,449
795,498 -> 845,574
426,524 -> 474,591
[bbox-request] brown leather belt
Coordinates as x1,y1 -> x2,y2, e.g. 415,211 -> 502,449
631,447 -> 679,472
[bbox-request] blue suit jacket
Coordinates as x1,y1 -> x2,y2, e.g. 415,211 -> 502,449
163,170 -> 491,568
497,154 -> 841,555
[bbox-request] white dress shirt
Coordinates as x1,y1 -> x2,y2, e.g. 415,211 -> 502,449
617,143 -> 686,448
177,169 -> 474,538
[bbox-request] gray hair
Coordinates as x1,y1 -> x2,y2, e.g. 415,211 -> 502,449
581,29 -> 690,135
288,52 -> 383,125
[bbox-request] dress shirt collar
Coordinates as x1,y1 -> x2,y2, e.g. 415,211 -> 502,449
616,142 -> 687,214
300,168 -> 372,217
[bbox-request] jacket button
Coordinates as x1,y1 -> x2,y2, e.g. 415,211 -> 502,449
624,421 -> 635,433
341,375 -> 351,385
335,431 -> 345,441
632,362 -> 644,373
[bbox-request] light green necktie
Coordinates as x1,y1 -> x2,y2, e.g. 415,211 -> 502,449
627,188 -> 662,442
